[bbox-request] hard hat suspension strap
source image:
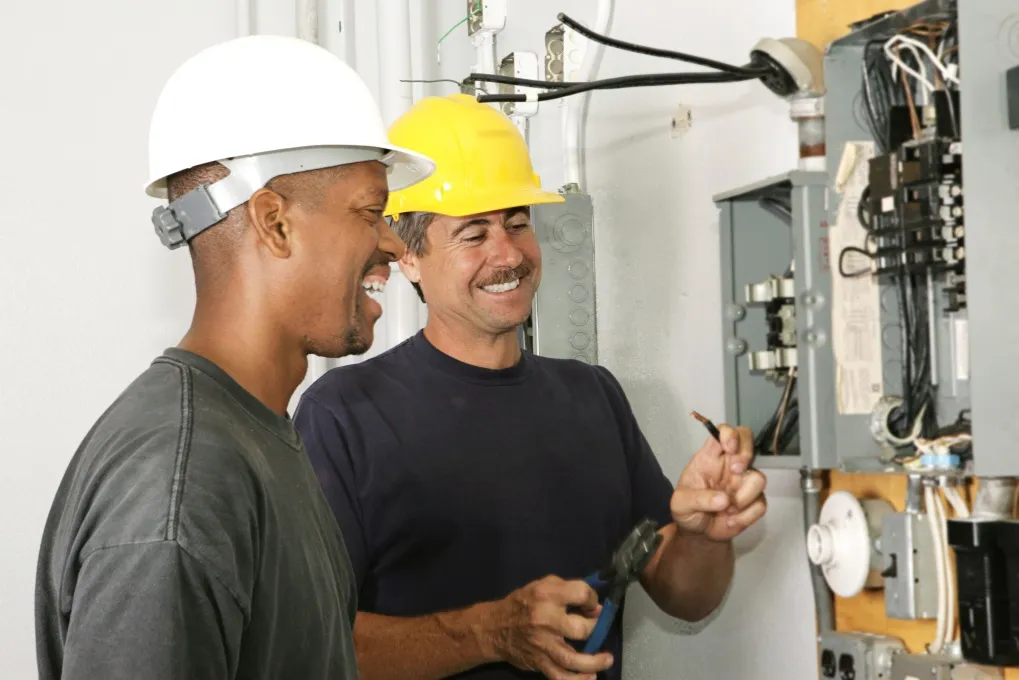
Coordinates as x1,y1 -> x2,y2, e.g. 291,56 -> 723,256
151,146 -> 393,250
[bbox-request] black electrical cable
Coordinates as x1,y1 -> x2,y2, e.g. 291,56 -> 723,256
839,246 -> 874,278
556,12 -> 767,77
465,73 -> 571,89
857,186 -> 872,231
476,71 -> 751,104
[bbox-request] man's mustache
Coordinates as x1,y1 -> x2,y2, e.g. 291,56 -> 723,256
477,260 -> 534,288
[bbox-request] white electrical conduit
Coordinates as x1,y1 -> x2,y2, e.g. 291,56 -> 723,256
936,490 -> 955,648
237,0 -> 251,36
376,0 -> 420,348
944,486 -> 969,644
474,33 -> 497,75
296,0 -> 319,44
562,0 -> 613,188
925,486 -> 948,653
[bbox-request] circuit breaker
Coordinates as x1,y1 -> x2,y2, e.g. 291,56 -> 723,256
530,193 -> 597,363
882,511 -> 939,620
818,632 -> 903,680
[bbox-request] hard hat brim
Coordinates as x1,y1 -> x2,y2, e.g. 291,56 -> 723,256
384,185 -> 565,218
144,144 -> 436,200
384,146 -> 437,192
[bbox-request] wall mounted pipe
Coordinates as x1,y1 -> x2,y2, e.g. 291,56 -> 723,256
562,0 -> 613,190
972,477 -> 1017,520
296,0 -> 319,44
801,469 -> 834,634
237,0 -> 251,36
376,0 -> 420,347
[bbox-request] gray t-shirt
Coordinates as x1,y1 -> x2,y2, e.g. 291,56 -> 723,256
35,348 -> 359,680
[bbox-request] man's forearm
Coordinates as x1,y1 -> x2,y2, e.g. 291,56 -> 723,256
641,524 -> 734,622
354,604 -> 501,680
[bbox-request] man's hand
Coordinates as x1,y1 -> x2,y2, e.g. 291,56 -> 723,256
482,575 -> 614,680
669,424 -> 767,542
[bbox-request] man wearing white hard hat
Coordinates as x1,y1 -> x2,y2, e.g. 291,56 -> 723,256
34,35 -> 433,680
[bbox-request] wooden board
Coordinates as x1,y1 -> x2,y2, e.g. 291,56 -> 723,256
796,0 -> 917,50
795,1 -> 1018,676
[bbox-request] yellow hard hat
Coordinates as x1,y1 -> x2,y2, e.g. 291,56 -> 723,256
384,94 -> 564,218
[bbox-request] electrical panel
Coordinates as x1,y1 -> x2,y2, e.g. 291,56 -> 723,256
712,0 -> 1019,478
529,193 -> 597,363
714,171 -> 830,469
818,632 -> 904,680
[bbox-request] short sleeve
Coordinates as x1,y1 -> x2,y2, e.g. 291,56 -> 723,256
62,542 -> 244,680
293,394 -> 369,592
593,366 -> 675,528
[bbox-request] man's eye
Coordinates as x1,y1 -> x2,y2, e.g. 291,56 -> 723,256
508,222 -> 531,232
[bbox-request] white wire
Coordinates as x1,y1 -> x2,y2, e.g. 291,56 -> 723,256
883,40 -> 934,105
925,486 -> 947,653
889,34 -> 959,86
935,490 -> 955,646
946,486 -> 970,518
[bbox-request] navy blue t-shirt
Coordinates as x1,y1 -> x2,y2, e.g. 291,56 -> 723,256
294,331 -> 674,680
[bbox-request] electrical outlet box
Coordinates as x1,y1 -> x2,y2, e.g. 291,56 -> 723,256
497,52 -> 539,119
890,653 -> 958,680
530,193 -> 597,363
714,171 -> 831,469
882,512 -> 939,620
544,23 -> 585,83
818,632 -> 904,680
466,0 -> 505,37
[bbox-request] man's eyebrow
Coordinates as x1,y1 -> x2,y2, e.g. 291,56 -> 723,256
504,207 -> 529,221
352,187 -> 389,205
451,216 -> 493,239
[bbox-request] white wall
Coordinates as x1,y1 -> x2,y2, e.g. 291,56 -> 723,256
1,1 -> 817,678
422,2 -> 818,679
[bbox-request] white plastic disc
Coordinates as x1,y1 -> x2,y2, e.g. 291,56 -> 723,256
805,490 -> 872,598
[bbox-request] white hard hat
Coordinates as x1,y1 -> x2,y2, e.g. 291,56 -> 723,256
146,34 -> 435,249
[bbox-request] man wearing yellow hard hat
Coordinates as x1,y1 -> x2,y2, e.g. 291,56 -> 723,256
295,94 -> 766,680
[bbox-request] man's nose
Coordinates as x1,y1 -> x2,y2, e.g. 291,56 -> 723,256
378,216 -> 406,262
487,228 -> 523,269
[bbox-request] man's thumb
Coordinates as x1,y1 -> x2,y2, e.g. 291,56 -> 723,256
670,487 -> 730,517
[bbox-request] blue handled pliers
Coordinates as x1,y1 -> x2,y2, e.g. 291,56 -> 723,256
581,518 -> 663,654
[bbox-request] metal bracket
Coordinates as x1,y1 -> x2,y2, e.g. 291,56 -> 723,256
151,184 -> 224,250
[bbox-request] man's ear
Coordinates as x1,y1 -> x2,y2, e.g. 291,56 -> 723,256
246,187 -> 293,258
398,249 -> 421,284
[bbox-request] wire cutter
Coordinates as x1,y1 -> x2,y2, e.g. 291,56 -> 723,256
581,518 -> 663,654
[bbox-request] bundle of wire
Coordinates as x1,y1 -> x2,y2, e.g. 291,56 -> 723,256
845,16 -> 962,457
755,368 -> 799,457
468,12 -> 773,104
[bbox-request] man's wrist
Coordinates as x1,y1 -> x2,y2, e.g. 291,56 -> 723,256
442,599 -> 503,665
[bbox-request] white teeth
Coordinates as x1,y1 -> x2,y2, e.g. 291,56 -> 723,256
362,280 -> 386,299
482,279 -> 520,294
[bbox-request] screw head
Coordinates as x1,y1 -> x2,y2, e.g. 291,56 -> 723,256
726,304 -> 746,321
726,338 -> 747,355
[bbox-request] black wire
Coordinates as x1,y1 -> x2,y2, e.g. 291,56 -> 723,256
839,246 -> 874,278
556,12 -> 768,77
476,71 -> 751,104
857,186 -> 872,231
400,79 -> 464,87
465,73 -> 570,89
